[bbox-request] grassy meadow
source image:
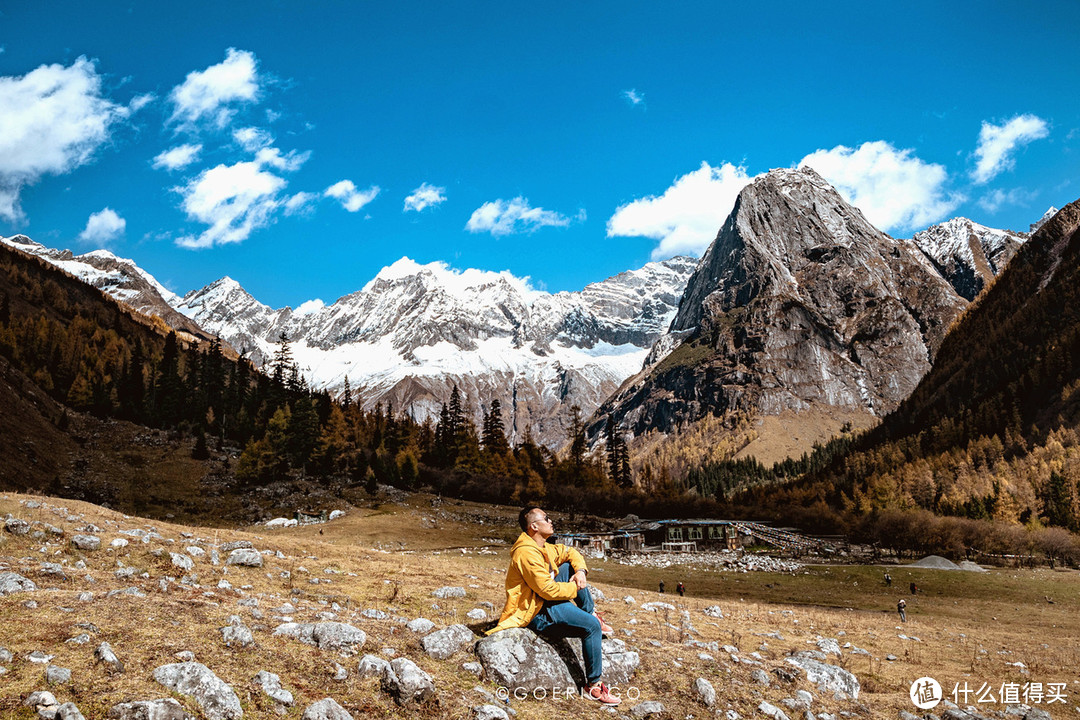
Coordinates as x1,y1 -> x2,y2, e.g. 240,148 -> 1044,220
1,490 -> 1079,719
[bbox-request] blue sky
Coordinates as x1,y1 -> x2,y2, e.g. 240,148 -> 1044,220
1,1 -> 1077,309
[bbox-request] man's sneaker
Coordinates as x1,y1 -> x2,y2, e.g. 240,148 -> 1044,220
585,682 -> 621,705
594,611 -> 613,636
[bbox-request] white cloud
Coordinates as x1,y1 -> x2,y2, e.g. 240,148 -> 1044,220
972,114 -> 1050,185
622,89 -> 646,108
978,187 -> 1037,213
799,141 -> 961,232
0,57 -> 132,220
152,143 -> 202,171
403,182 -> 447,212
175,160 -> 286,249
325,180 -> 380,212
293,298 -> 325,316
283,191 -> 319,216
607,162 -> 753,259
256,146 -> 309,172
77,207 -> 125,246
465,197 -> 572,236
169,48 -> 259,129
233,126 -> 274,151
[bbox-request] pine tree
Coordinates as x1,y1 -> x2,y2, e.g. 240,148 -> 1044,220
482,399 -> 510,455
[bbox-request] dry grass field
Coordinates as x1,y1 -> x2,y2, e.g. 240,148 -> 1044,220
2,489 -> 1079,719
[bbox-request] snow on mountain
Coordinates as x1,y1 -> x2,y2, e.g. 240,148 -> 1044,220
912,217 -> 1025,301
176,255 -> 699,445
0,234 -> 206,336
1031,206 -> 1059,234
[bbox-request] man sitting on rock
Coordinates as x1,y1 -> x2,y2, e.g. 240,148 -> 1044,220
487,505 -> 619,705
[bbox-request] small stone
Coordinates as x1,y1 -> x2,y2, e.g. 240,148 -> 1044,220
694,677 -> 716,707
71,534 -> 101,551
462,661 -> 484,677
46,664 -> 72,684
630,700 -> 665,718
301,697 -> 354,720
254,670 -> 294,706
226,548 -> 263,567
432,586 -> 466,599
407,618 -> 436,635
95,642 -> 124,673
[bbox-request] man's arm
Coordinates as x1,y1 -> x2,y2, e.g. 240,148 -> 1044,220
514,547 -> 579,602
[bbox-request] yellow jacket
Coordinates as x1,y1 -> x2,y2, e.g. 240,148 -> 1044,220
487,532 -> 588,634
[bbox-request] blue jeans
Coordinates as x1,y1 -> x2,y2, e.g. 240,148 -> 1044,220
528,561 -> 602,684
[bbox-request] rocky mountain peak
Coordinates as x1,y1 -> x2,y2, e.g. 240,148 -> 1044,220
1031,206 -> 1059,234
596,167 -> 968,446
912,217 -> 1024,301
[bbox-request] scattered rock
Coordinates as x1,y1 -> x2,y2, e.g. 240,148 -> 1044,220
171,553 -> 194,572
432,586 -> 466,599
95,642 -> 124,673
462,661 -> 484,678
220,541 -> 253,552
221,623 -> 254,648
474,705 -> 509,720
301,698 -> 353,720
358,654 -> 391,679
225,549 -> 263,567
694,677 -> 716,707
816,638 -> 842,657
466,608 -> 487,621
0,571 -> 37,595
381,657 -> 436,706
253,670 -> 293,706
56,702 -> 87,720
785,656 -> 860,700
757,701 -> 790,720
152,662 -> 243,720
630,700 -> 665,718
46,665 -> 73,684
407,618 -> 436,635
421,624 -> 475,660
703,605 -> 724,618
71,535 -> 101,550
5,518 -> 31,535
273,622 -> 367,655
28,650 -> 54,663
106,698 -> 193,719
751,668 -> 771,686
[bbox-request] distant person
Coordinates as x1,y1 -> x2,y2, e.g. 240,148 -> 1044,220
676,582 -> 685,597
487,506 -> 619,705
884,572 -> 892,587
659,580 -> 665,594
910,582 -> 917,595
898,598 -> 907,622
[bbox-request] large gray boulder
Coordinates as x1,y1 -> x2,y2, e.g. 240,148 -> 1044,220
381,657 -> 436,706
301,698 -> 353,719
785,655 -> 860,700
273,622 -> 366,654
420,623 -> 475,660
476,627 -> 640,692
152,662 -> 243,720
0,572 -> 37,595
106,698 -> 194,719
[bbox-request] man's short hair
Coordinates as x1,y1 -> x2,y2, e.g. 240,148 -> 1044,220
519,506 -> 543,532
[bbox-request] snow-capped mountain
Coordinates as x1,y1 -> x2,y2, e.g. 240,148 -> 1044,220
912,217 -> 1025,300
0,234 -> 209,337
176,256 -> 699,446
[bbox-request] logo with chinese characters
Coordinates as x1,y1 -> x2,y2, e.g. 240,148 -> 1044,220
910,677 -> 943,709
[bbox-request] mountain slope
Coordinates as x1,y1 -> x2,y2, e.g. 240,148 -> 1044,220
0,235 -> 209,339
593,167 -> 967,455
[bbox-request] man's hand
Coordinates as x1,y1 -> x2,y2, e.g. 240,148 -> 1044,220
572,570 -> 588,589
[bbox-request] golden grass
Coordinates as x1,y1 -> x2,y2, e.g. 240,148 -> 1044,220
2,491 -> 1080,719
